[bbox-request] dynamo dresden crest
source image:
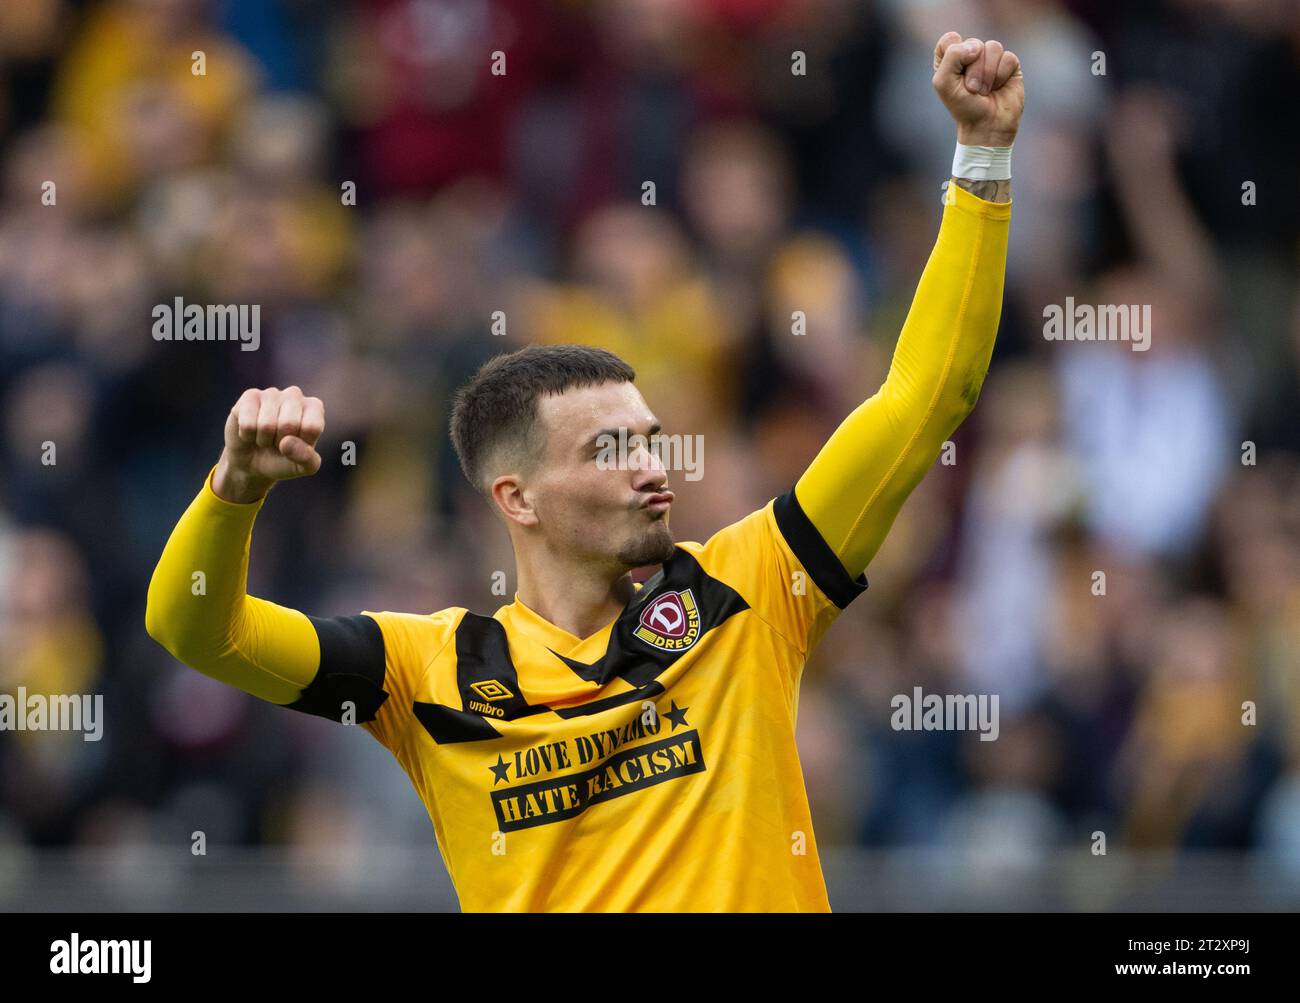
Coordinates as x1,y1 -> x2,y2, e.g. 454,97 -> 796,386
634,589 -> 701,652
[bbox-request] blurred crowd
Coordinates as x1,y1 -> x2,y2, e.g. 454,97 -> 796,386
1,0 -> 1299,900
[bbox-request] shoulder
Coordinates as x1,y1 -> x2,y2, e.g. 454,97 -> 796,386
676,487 -> 867,611
360,607 -> 469,660
673,497 -> 778,562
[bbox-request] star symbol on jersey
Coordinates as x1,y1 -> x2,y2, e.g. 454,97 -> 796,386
489,754 -> 511,785
663,700 -> 690,731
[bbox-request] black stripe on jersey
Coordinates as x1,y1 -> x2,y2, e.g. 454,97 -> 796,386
551,681 -> 664,719
412,701 -> 502,744
285,614 -> 389,723
550,547 -> 749,688
454,613 -> 550,722
413,553 -> 747,743
412,613 -> 550,744
772,486 -> 869,609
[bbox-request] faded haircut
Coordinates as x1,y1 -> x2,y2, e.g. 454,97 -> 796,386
449,344 -> 636,494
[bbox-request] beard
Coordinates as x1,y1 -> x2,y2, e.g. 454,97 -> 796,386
614,517 -> 676,568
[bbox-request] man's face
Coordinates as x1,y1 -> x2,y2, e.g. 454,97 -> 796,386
525,381 -> 676,570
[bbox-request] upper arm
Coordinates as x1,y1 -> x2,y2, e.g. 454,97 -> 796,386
282,609 -> 458,755
143,467 -> 455,753
153,590 -> 451,755
794,183 -> 1012,579
792,385 -> 962,582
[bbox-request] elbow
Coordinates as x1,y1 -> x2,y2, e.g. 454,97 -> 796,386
144,591 -> 178,656
143,556 -> 174,644
144,573 -> 194,661
145,579 -> 240,671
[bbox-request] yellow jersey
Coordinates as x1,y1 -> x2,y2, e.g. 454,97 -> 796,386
145,183 -> 1011,911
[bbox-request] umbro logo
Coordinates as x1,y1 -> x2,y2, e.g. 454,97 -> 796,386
634,589 -> 701,652
470,680 -> 514,702
467,679 -> 514,718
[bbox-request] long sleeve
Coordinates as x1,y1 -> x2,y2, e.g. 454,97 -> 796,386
145,467 -> 457,754
794,181 -> 1012,579
144,466 -> 322,704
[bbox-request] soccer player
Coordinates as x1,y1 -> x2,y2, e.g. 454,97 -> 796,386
145,32 -> 1022,911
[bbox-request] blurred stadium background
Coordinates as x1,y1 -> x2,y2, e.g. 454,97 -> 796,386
1,0 -> 1298,911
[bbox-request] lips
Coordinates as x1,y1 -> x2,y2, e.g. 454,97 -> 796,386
642,491 -> 674,512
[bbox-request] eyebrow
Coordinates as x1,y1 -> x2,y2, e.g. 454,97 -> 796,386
582,421 -> 662,452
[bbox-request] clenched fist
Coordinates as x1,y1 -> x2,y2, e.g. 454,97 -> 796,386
213,386 -> 325,503
933,32 -> 1024,148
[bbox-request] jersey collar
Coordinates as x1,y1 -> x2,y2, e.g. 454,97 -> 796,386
496,590 -> 638,658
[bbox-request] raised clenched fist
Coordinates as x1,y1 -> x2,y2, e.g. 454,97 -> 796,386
932,32 -> 1024,148
213,386 -> 325,503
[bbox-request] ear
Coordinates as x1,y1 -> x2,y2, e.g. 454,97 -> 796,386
491,473 -> 539,528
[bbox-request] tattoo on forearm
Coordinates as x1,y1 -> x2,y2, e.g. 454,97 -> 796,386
953,178 -> 1011,203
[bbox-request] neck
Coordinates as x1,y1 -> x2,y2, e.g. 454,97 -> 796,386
513,541 -> 639,640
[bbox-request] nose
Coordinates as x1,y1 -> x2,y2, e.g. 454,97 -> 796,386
630,439 -> 668,492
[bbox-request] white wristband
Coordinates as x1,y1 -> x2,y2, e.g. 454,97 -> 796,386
951,142 -> 1012,181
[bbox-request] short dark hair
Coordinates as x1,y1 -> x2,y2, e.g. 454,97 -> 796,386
449,344 -> 636,493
